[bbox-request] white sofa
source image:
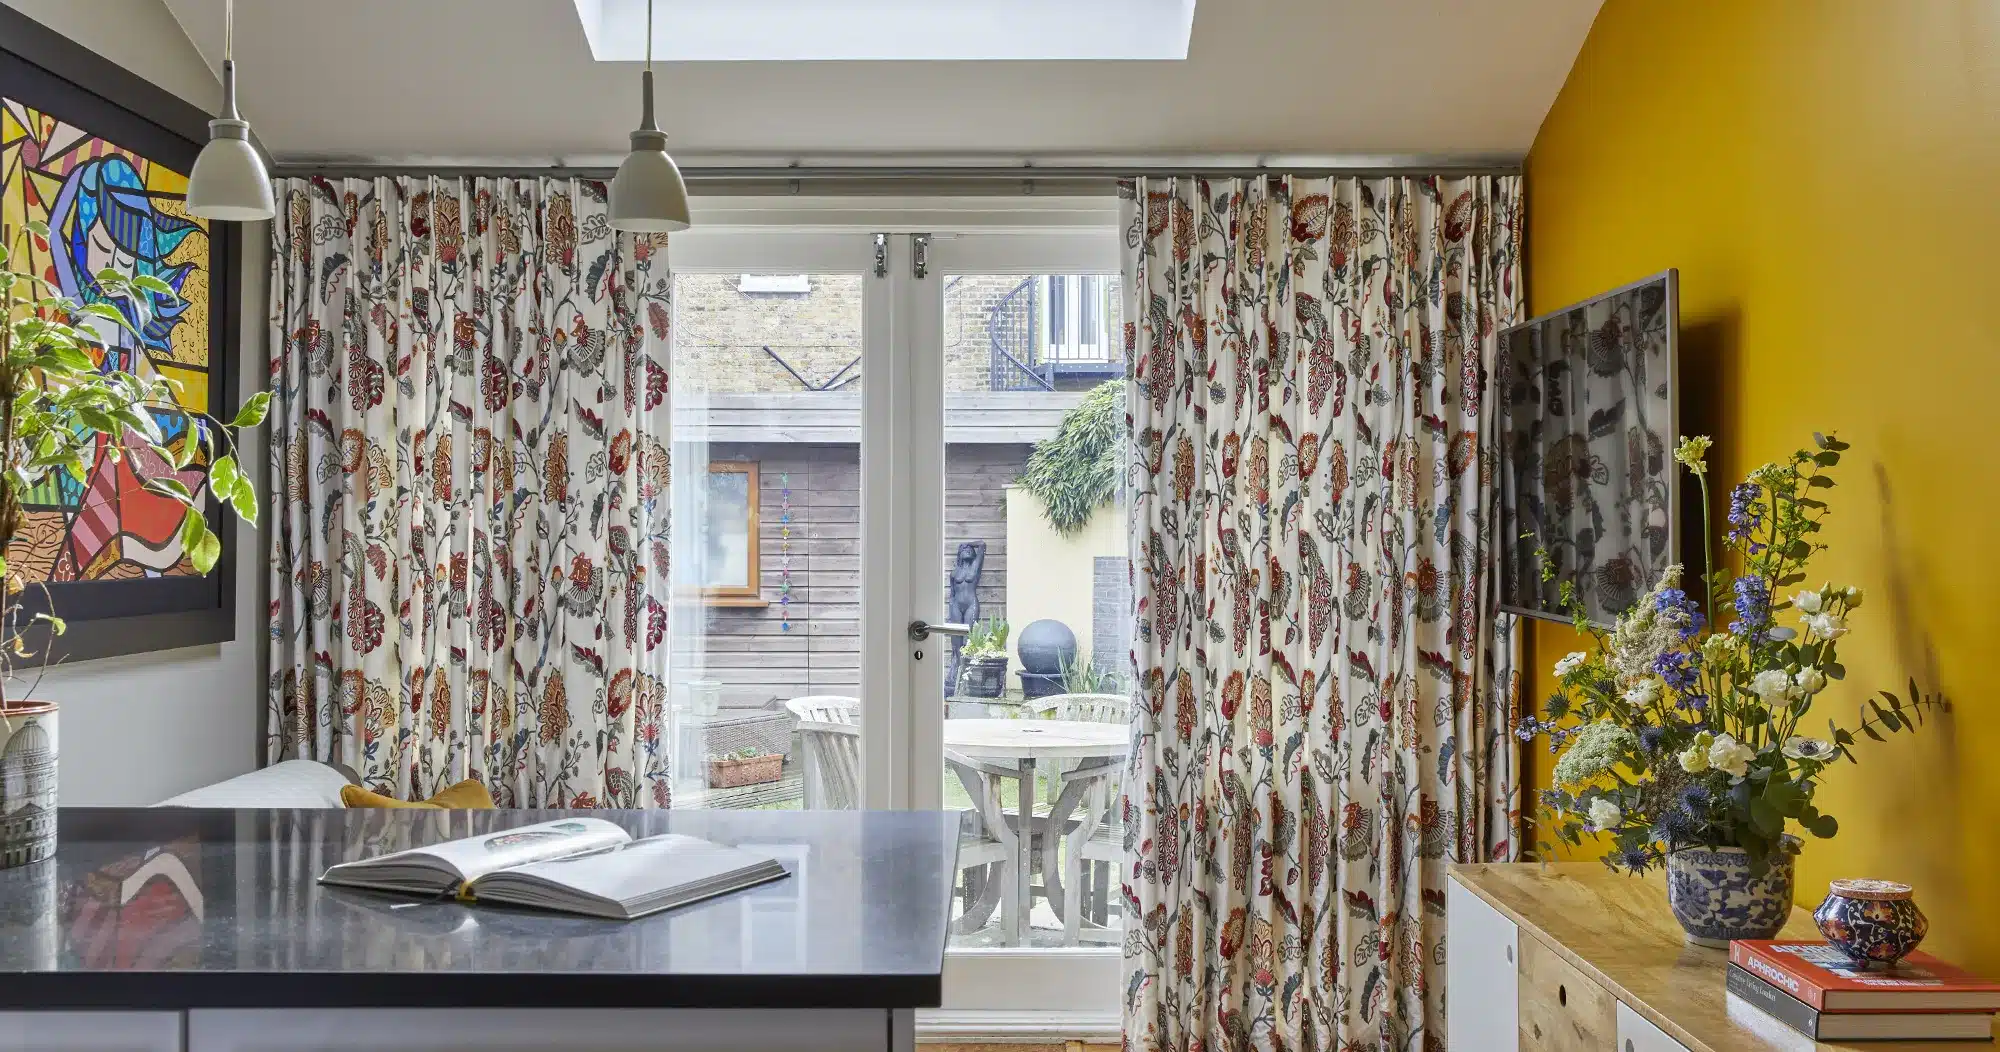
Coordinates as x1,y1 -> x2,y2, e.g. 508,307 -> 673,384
155,759 -> 358,808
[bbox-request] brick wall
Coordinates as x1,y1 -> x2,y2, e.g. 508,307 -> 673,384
670,273 -> 1121,395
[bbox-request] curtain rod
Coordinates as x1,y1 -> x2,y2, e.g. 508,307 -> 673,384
268,161 -> 1522,181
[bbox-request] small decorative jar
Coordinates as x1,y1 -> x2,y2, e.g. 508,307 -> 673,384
1814,879 -> 1927,967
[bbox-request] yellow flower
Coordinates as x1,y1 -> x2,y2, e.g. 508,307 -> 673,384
1674,435 -> 1713,475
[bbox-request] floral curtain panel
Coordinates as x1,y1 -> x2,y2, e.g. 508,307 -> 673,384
1121,175 -> 1522,1051
266,176 -> 674,808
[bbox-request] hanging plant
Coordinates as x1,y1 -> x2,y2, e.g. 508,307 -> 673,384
1017,379 -> 1122,536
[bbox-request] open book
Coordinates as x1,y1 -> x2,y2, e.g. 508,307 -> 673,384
318,818 -> 789,920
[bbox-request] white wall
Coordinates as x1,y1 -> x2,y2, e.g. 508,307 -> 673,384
3,0 -> 269,805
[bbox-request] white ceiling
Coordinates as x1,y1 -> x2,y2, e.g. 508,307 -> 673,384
155,0 -> 1602,165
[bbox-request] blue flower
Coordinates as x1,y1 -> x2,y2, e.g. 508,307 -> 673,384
1654,649 -> 1700,691
1730,575 -> 1772,639
1728,482 -> 1767,551
1677,784 -> 1712,819
1638,725 -> 1667,754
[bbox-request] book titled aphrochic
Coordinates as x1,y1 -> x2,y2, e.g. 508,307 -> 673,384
1729,940 -> 2000,1013
318,818 -> 788,920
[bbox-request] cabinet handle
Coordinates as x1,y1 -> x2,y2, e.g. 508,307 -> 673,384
1625,1041 -> 1635,1052
1504,944 -> 1514,964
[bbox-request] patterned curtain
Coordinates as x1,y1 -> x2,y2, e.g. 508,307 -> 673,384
1121,175 -> 1523,1051
266,176 -> 674,809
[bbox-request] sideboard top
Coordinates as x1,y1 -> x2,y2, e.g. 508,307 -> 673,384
1450,863 -> 1995,1052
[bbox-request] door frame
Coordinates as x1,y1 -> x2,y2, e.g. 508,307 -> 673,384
669,205 -> 1128,1020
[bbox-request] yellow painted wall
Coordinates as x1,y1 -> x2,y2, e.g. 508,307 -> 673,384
1002,486 -> 1124,681
1523,0 -> 2000,972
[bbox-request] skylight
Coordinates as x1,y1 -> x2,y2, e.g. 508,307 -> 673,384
573,0 -> 1196,62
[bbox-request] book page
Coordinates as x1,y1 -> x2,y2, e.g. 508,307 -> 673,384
410,818 -> 633,883
478,834 -> 778,906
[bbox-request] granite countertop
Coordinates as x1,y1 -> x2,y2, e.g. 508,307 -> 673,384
0,807 -> 959,1011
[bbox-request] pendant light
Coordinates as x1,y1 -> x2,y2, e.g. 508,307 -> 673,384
186,0 -> 275,221
609,0 -> 691,232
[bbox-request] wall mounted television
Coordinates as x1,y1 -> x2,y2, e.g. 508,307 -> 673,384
1496,270 -> 1679,628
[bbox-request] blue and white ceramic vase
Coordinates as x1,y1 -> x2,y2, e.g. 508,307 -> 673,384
1813,879 -> 1927,967
1665,836 -> 1801,948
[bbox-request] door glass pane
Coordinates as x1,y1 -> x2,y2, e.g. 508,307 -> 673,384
669,272 -> 865,811
939,273 -> 1129,948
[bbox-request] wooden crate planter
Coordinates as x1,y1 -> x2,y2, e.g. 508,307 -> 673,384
707,753 -> 784,789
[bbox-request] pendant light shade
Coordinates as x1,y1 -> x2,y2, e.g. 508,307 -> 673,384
187,1 -> 273,221
609,0 -> 690,232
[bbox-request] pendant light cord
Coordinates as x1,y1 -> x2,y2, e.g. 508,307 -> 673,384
219,0 -> 239,121
637,0 -> 659,133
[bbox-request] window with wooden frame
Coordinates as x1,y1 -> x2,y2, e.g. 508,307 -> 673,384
696,461 -> 764,606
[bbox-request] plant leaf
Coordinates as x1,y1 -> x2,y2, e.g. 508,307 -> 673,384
190,525 -> 222,574
230,391 -> 271,429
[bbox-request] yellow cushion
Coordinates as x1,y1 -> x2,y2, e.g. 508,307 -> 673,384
340,779 -> 496,810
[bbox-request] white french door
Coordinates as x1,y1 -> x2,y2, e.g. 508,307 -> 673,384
668,206 -> 1125,1022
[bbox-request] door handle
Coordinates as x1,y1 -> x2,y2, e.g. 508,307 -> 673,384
909,620 -> 971,642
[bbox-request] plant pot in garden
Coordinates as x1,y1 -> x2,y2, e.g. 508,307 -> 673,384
959,657 -> 1009,699
707,753 -> 784,789
1665,835 -> 1801,947
0,701 -> 57,869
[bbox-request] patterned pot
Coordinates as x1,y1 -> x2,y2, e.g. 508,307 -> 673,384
1665,836 -> 1800,948
1814,879 -> 1928,967
0,701 -> 58,869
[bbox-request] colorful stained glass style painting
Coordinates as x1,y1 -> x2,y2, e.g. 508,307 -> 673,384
1,96 -> 213,584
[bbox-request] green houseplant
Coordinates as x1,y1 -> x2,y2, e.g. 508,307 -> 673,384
0,223 -> 267,867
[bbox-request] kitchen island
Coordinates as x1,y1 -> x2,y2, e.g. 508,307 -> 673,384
0,807 -> 958,1051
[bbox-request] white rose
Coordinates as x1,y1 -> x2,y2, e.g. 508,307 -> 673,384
1623,678 -> 1662,706
1679,731 -> 1714,773
1588,798 -> 1624,832
1805,612 -> 1848,640
1701,635 -> 1734,661
1794,667 -> 1827,695
1709,733 -> 1756,780
1844,587 -> 1864,608
1554,652 -> 1588,677
1793,590 -> 1824,614
1751,669 -> 1794,702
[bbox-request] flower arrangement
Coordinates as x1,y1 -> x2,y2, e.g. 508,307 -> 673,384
1521,433 -> 1949,877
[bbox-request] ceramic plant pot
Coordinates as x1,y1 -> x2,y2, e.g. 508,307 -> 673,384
959,658 -> 1009,699
1814,879 -> 1928,967
1665,836 -> 1800,947
0,701 -> 58,869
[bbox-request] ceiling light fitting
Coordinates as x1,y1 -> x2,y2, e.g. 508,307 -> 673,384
186,0 -> 275,221
608,0 -> 691,232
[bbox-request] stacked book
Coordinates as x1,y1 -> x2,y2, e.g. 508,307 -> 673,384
1727,940 -> 2000,1042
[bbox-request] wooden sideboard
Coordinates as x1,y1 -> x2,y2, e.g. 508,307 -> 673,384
1448,863 -> 1997,1052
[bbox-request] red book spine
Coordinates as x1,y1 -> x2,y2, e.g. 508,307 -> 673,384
1730,943 -> 1829,1010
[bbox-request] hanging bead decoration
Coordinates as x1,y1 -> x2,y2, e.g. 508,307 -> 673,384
778,472 -> 794,632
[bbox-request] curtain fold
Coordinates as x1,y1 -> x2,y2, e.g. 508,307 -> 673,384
1121,175 -> 1522,1051
266,175 -> 674,808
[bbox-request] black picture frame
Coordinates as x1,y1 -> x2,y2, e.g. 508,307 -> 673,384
0,7 -> 242,662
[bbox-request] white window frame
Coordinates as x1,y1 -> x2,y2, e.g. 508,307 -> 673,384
669,201 -> 1125,1033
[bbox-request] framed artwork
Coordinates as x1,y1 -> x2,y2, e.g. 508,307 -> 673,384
697,461 -> 762,606
0,8 -> 242,661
